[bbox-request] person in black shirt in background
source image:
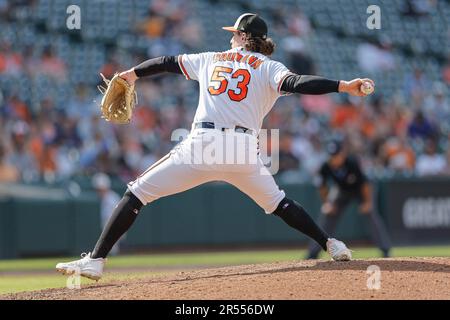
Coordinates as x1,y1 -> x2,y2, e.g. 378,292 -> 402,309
306,140 -> 392,259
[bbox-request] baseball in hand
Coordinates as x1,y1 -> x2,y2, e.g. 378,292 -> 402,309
360,81 -> 374,95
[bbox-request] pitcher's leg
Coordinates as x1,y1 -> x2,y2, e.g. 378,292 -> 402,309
221,163 -> 285,214
55,191 -> 140,279
224,164 -> 329,253
92,189 -> 142,258
306,203 -> 347,259
92,153 -> 212,259
127,152 -> 211,205
307,213 -> 339,259
273,198 -> 330,252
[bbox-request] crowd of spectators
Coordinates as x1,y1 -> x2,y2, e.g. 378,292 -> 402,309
1,0 -> 450,186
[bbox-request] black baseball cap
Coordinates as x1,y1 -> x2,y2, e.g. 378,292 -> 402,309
326,140 -> 343,156
222,13 -> 268,39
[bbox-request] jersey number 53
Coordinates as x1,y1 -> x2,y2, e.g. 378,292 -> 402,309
208,66 -> 251,102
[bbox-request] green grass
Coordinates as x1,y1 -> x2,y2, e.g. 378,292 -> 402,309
0,275 -> 68,294
0,250 -> 302,272
0,245 -> 449,295
0,271 -> 165,295
1,246 -> 450,272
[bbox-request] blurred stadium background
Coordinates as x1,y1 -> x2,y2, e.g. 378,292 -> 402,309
0,0 -> 450,293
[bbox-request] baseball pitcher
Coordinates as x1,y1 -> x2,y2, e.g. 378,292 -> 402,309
57,14 -> 375,280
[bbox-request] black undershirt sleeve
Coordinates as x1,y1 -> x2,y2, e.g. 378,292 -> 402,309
133,55 -> 182,78
280,74 -> 340,95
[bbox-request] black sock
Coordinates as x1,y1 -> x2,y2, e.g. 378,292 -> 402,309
91,189 -> 143,259
273,198 -> 329,251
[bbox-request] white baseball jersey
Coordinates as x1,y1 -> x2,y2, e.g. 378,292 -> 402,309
128,47 -> 289,214
178,47 -> 291,132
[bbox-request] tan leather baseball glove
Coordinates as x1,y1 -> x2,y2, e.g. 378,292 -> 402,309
97,73 -> 137,124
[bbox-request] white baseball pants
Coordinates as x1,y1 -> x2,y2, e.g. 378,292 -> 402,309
128,128 -> 285,214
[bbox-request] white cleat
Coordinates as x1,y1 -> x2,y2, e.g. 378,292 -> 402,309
56,252 -> 105,281
326,238 -> 352,261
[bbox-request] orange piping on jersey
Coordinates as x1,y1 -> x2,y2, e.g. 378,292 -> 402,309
251,59 -> 263,69
248,56 -> 258,65
277,73 -> 291,94
178,55 -> 191,80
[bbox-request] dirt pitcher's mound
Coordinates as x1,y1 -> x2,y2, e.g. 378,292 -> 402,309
4,257 -> 450,300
